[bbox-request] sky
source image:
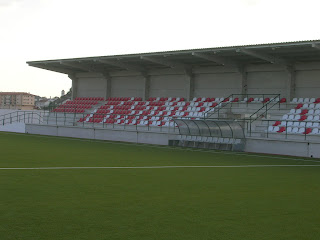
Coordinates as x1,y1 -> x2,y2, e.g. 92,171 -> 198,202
1,0 -> 320,98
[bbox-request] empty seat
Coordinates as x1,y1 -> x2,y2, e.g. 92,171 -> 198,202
280,121 -> 287,126
288,115 -> 295,120
289,109 -> 296,114
303,128 -> 312,134
295,104 -> 303,110
267,126 -> 274,132
287,121 -> 294,127
273,121 -> 281,126
307,109 -> 315,115
276,127 -> 284,133
308,103 -> 315,109
306,115 -> 314,121
300,122 -> 307,127
282,114 -> 289,120
293,122 -> 300,127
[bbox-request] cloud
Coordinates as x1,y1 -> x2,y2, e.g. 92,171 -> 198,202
0,0 -> 23,7
240,0 -> 260,6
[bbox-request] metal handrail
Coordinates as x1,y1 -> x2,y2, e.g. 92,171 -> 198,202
203,93 -> 281,120
203,94 -> 233,119
246,94 -> 281,136
248,94 -> 281,123
255,119 -> 320,141
0,111 -> 45,125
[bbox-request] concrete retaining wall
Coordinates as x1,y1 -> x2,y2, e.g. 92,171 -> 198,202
0,123 -> 26,133
245,138 -> 320,158
25,124 -> 175,145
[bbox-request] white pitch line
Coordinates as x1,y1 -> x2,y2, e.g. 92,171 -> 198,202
0,165 -> 320,170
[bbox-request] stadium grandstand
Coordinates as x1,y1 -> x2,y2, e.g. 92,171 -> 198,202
2,40 -> 320,157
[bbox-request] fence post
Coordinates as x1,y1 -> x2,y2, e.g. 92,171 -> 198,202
285,121 -> 288,139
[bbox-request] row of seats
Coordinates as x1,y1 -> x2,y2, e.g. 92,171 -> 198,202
269,98 -> 320,136
268,126 -> 319,135
81,96 -> 219,125
107,97 -> 142,101
289,109 -> 320,115
242,97 -> 286,104
80,113 -> 206,122
273,121 -> 320,128
95,108 -> 212,115
178,135 -> 242,144
82,118 -> 178,127
53,99 -> 104,113
103,101 -> 219,107
291,98 -> 320,104
281,114 -> 320,122
65,100 -> 100,105
75,97 -> 104,101
54,109 -> 86,113
295,103 -> 320,110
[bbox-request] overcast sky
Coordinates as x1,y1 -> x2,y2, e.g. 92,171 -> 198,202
1,0 -> 320,98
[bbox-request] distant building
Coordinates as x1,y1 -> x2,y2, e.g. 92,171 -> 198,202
35,97 -> 48,109
0,92 -> 35,110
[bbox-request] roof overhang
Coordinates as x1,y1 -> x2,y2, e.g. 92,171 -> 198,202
27,40 -> 320,75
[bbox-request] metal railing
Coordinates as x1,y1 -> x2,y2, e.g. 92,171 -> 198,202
259,119 -> 320,141
203,94 -> 232,119
0,111 -> 47,125
247,94 -> 281,135
203,94 -> 281,119
36,111 -> 248,135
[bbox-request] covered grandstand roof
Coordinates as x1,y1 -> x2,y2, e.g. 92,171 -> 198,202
27,40 -> 320,74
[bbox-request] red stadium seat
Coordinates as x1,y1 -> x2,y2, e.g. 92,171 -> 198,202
273,121 -> 281,126
277,127 -> 286,133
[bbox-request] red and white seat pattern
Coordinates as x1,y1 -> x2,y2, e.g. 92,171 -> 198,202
53,97 -> 104,113
78,97 -> 224,126
269,97 -> 320,135
241,97 -> 286,103
290,97 -> 320,104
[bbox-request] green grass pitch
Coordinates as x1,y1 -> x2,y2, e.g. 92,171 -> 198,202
1,132 -> 320,240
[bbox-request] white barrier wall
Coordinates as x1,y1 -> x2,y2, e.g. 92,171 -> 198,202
245,138 -> 320,158
0,123 -> 25,133
25,124 -> 173,146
